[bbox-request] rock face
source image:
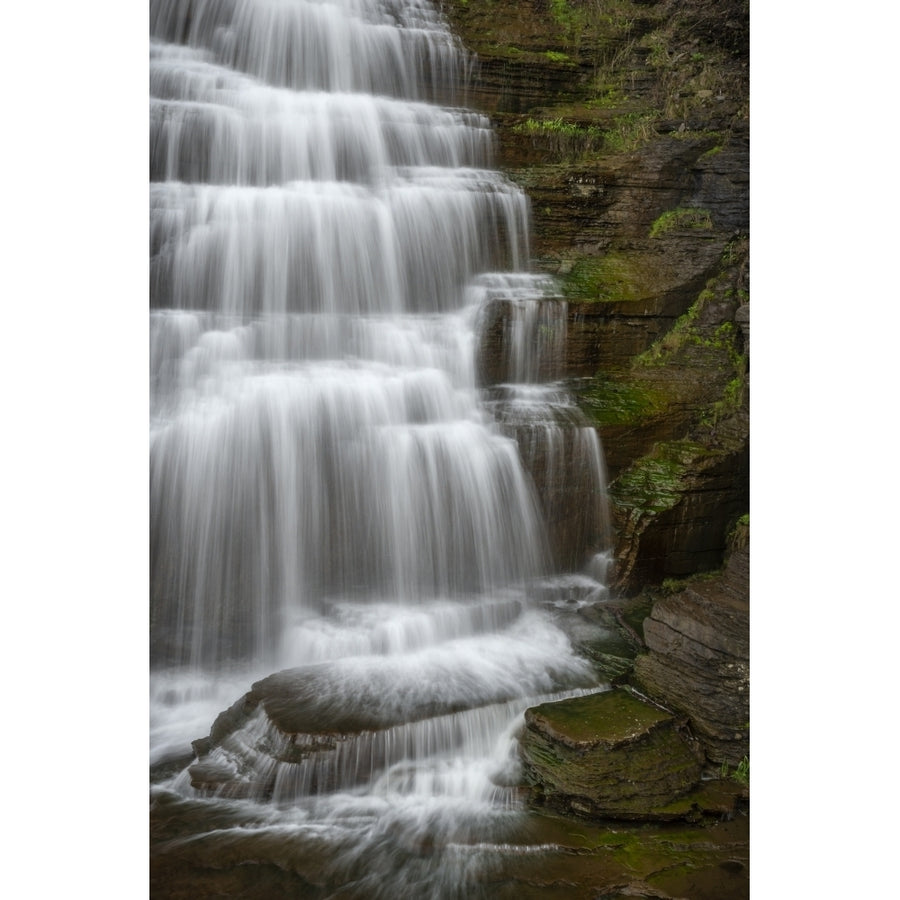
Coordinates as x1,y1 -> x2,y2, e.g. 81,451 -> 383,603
633,528 -> 750,765
519,687 -> 710,821
610,433 -> 749,593
444,0 -> 750,589
474,287 -> 612,572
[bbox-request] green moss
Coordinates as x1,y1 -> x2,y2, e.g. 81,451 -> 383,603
561,252 -> 645,303
578,375 -> 667,427
532,689 -> 670,744
649,207 -> 713,238
612,455 -> 683,514
612,441 -> 712,515
543,50 -> 571,63
636,279 -> 744,370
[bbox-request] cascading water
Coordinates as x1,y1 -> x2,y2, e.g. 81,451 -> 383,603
150,1 -> 614,894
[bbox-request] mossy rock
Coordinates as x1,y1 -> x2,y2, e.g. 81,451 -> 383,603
519,688 -> 705,821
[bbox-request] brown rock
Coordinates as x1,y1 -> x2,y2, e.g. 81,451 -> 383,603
633,541 -> 749,765
519,688 -> 707,821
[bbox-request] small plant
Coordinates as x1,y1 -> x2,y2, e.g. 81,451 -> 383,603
649,208 -> 713,238
513,117 -> 605,161
601,111 -> 658,153
720,755 -> 749,785
661,577 -> 686,595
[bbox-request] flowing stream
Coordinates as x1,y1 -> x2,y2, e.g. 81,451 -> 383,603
149,1 -> 614,895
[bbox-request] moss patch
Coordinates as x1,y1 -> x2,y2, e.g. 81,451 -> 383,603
649,207 -> 713,238
521,688 -> 705,821
611,441 -> 710,516
561,252 -> 647,303
578,375 -> 668,427
530,688 -> 670,746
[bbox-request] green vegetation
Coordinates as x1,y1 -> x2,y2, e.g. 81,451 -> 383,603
639,13 -> 747,121
637,280 -> 744,370
720,755 -> 749,785
702,368 -> 746,429
513,117 -> 605,160
660,569 -> 719,595
548,0 -> 592,50
612,441 -> 710,515
513,110 -> 659,159
649,207 -> 713,238
514,117 -> 603,139
604,111 -> 658,153
579,376 -> 666,427
561,253 -> 644,303
531,688 -> 670,744
720,235 -> 749,268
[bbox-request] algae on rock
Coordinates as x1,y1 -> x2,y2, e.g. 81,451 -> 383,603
519,687 -> 747,822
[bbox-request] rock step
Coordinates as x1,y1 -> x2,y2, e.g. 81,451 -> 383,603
517,687 -> 744,822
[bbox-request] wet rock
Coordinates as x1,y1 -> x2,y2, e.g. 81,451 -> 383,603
519,687 -> 707,821
610,437 -> 749,592
594,885 -> 686,900
633,538 -> 749,765
443,0 -> 750,592
502,410 -> 610,571
474,294 -> 568,387
734,302 -> 749,356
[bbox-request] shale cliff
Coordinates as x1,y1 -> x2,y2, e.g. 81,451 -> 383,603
444,0 -> 750,594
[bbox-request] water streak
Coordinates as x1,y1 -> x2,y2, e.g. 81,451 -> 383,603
150,0 -> 614,892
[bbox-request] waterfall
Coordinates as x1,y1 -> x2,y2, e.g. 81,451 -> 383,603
150,0 -> 614,893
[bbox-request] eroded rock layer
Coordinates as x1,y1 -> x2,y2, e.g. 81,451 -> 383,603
634,531 -> 750,765
520,687 -> 717,821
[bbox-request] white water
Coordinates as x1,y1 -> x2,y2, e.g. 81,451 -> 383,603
149,1 -> 614,894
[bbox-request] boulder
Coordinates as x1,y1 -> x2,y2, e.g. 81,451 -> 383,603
518,688 -> 723,821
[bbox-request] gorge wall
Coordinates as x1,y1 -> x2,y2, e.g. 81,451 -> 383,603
444,0 -> 750,595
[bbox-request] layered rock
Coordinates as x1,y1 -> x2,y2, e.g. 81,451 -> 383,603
443,0 -> 750,588
188,664 -> 501,799
633,529 -> 750,765
473,279 -> 612,574
519,687 -> 744,822
488,393 -> 612,572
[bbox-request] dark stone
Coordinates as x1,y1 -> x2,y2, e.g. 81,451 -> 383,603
611,438 -> 749,592
442,0 -> 750,592
633,538 -> 750,765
